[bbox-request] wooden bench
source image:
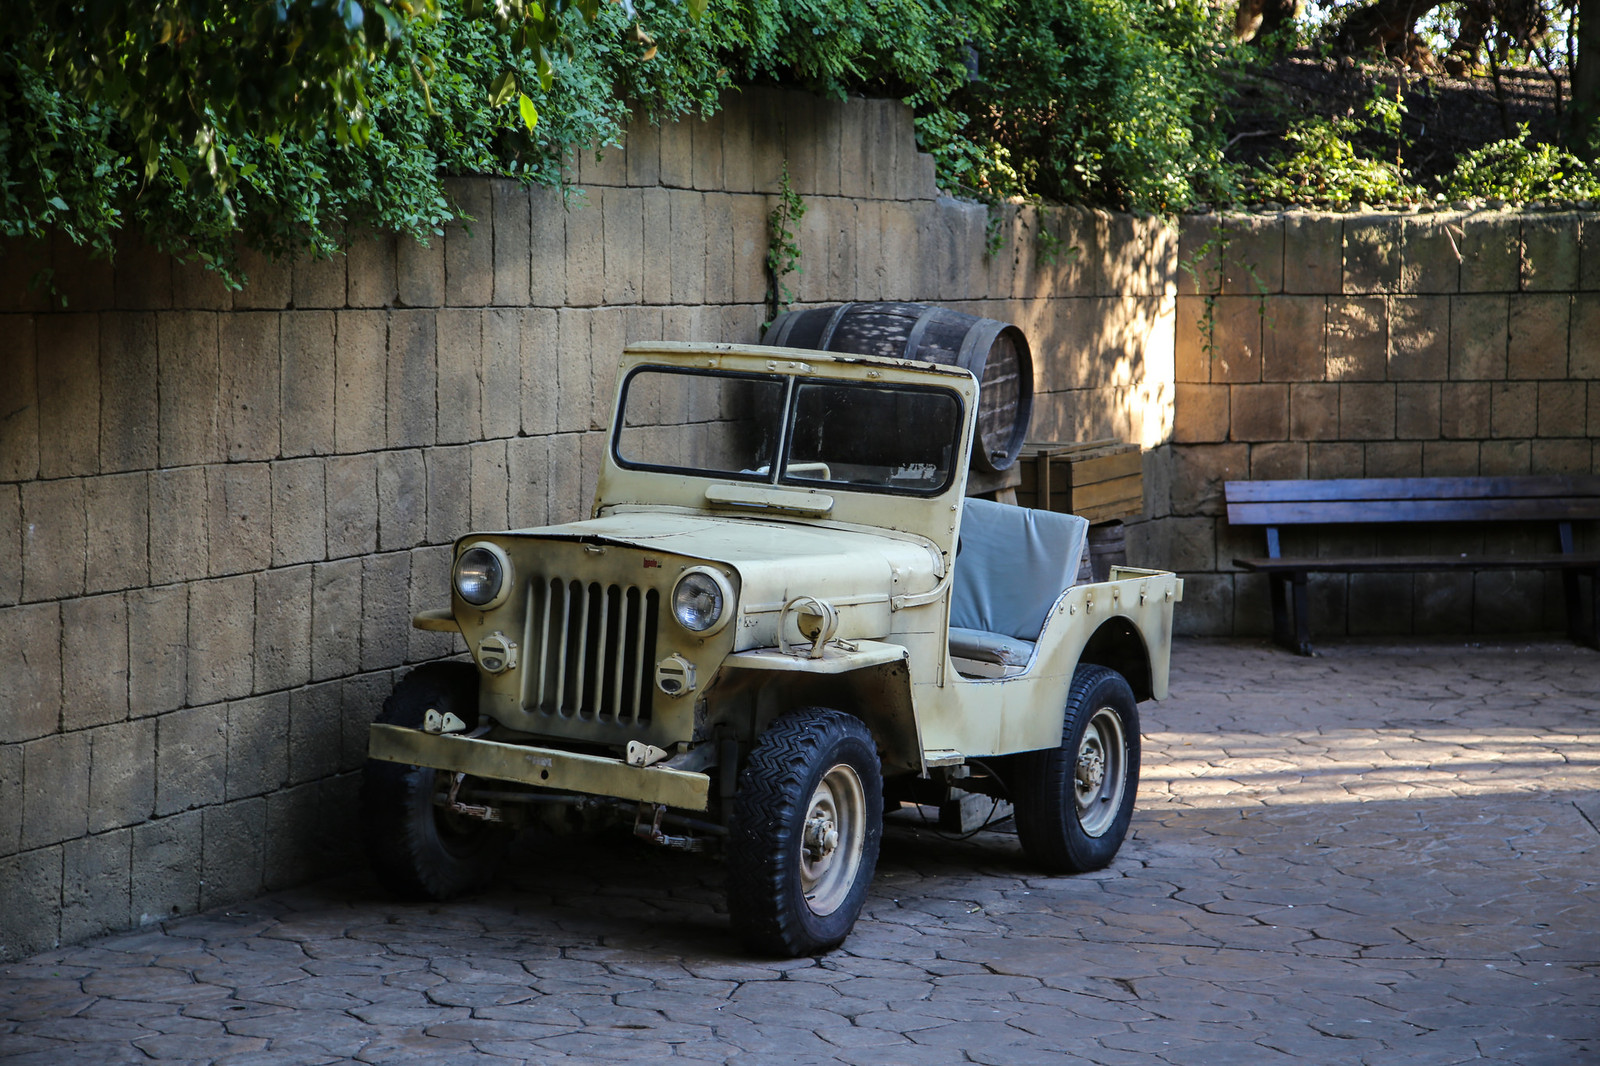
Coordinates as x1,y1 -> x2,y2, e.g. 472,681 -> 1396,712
1225,476 -> 1600,655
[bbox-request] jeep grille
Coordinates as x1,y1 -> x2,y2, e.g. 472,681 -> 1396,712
524,578 -> 658,724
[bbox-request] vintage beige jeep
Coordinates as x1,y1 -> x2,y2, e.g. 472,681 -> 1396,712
363,341 -> 1182,956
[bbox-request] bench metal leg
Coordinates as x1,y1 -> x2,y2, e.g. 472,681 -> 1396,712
1269,574 -> 1292,649
1291,574 -> 1314,657
1268,573 -> 1315,656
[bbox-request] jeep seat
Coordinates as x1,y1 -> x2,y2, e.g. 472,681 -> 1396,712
948,497 -> 1090,678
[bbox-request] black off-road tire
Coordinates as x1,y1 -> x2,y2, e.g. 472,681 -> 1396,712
1013,664 -> 1140,874
361,662 -> 509,900
727,708 -> 884,957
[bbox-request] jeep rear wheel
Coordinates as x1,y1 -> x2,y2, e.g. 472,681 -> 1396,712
1013,664 -> 1140,874
727,708 -> 883,956
361,662 -> 509,899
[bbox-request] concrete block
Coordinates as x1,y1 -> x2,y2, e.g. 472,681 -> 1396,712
1506,294 -> 1569,379
86,472 -> 150,593
142,491 -> 204,625
226,692 -> 289,799
325,453 -> 379,558
377,449 -> 427,552
670,191 -> 707,305
704,194 -> 736,306
1448,295 -> 1508,379
691,111 -> 726,191
1260,296 -> 1325,382
1422,440 -> 1480,476
98,312 -> 159,472
1440,382 -> 1492,440
408,544 -> 457,662
0,847 -> 62,957
481,309 -> 522,440
0,602 -> 60,742
529,186 -> 567,307
187,574 -> 255,704
1289,382 -> 1339,441
1386,296 -> 1448,380
22,477 -> 86,600
565,192 -> 605,308
781,97 -> 820,197
424,445 -> 472,545
61,593 -> 129,730
718,93 -> 754,193
254,565 -> 312,693
1325,297 -> 1385,381
547,431 -> 585,524
279,312 -> 336,458
61,829 -> 131,942
383,309 -> 437,449
0,485 -> 17,605
172,257 -> 233,310
288,681 -> 341,785
589,306 -> 626,432
1478,439 -> 1531,475
1174,295 -> 1211,383
155,312 -> 220,470
1459,215 -> 1519,292
731,194 -> 768,306
660,117 -> 694,189
232,245 -> 291,309
127,585 -> 186,718
519,307 -> 559,438
22,730 -> 89,847
51,230 -> 114,311
1339,382 -> 1395,440
1164,516 -> 1217,572
1172,573 -> 1232,637
361,552 -> 412,671
1394,383 -> 1440,440
640,188 -> 673,306
556,309 -> 593,434
310,558 -> 362,682
265,779 -> 329,889
1573,294 -> 1600,378
854,201 -> 887,301
36,314 -> 101,477
601,186 -> 645,306
1537,381 -> 1586,438
1399,218 -> 1462,293
216,312 -> 281,462
1169,443 -> 1248,517
1520,213 -> 1580,291
834,98 -> 870,200
750,90 -> 791,196
490,180 -> 531,308
579,127 -> 629,186
131,809 -> 201,924
1364,441 -> 1420,477
396,234 -> 444,307
1229,383 -> 1288,441
1176,214 -> 1221,295
333,309 -> 387,452
508,435 -> 549,529
1307,441 -> 1365,478
291,251 -> 346,309
469,440 -> 509,531
201,797 -> 266,909
0,314 -> 39,481
1210,296 -> 1262,383
114,233 -> 174,309
444,179 -> 494,307
1592,382 -> 1600,439
581,431 -> 606,518
346,232 -> 398,308
1490,381 -> 1538,438
207,462 -> 272,576
1248,441 -> 1308,480
271,458 -> 326,566
625,113 -> 662,187
1531,438 -> 1592,474
87,717 -> 154,834
1221,215 -> 1283,294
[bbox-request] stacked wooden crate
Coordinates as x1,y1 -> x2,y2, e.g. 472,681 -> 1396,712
1015,441 -> 1144,522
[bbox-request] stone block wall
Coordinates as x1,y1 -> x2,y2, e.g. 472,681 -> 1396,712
0,88 -> 1174,960
1151,210 -> 1600,637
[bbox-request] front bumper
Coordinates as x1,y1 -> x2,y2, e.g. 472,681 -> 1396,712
367,724 -> 711,811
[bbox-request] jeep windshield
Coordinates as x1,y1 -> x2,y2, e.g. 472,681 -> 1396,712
613,365 -> 965,496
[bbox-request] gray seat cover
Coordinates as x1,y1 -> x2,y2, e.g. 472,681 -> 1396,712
950,497 -> 1090,645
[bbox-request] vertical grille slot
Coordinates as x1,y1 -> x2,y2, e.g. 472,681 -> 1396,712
525,576 -> 656,724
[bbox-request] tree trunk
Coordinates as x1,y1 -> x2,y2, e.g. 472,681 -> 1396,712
1335,0 -> 1439,55
1574,0 -> 1600,157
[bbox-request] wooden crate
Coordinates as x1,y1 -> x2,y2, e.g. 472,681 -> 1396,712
1016,440 -> 1144,523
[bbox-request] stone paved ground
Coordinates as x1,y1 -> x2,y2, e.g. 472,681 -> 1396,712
2,638 -> 1597,1066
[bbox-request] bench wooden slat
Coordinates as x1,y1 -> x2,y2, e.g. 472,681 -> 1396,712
1228,498 -> 1600,525
1237,553 -> 1600,574
1226,475 -> 1600,504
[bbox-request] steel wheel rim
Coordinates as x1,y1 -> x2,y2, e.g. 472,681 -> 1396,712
1074,707 -> 1126,838
799,763 -> 866,916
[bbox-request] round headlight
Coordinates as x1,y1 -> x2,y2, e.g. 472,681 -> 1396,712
454,545 -> 507,607
672,568 -> 732,634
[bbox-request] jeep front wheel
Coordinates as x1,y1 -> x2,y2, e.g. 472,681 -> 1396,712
1013,664 -> 1141,874
360,662 -> 510,899
727,708 -> 883,956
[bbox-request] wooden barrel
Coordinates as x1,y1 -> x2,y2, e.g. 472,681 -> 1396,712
1087,521 -> 1126,583
764,302 -> 1034,473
